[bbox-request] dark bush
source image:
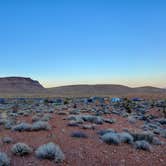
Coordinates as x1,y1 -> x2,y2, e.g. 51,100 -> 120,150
71,131 -> 88,138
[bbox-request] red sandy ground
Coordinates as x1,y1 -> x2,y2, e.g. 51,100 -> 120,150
0,111 -> 166,166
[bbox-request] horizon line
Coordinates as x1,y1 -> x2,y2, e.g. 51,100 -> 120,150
0,76 -> 165,89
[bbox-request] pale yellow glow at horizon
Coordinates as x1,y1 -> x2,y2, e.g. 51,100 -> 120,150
40,75 -> 166,88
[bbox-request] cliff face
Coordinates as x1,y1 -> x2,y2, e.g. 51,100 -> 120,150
0,77 -> 45,93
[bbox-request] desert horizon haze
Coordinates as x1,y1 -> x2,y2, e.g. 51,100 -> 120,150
0,0 -> 166,87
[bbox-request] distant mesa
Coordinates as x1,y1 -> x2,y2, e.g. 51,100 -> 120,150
0,77 -> 45,94
47,84 -> 166,96
0,77 -> 165,97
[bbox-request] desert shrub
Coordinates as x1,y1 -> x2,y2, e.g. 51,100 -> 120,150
8,113 -> 18,117
12,104 -> 19,113
158,118 -> 166,125
35,109 -> 44,114
152,137 -> 163,145
111,110 -> 121,115
123,99 -> 132,113
2,137 -> 13,144
4,121 -> 13,129
57,111 -> 67,115
67,115 -> 84,124
69,109 -> 80,115
11,143 -> 32,156
47,109 -> 54,113
118,132 -> 134,144
128,116 -> 136,124
41,114 -> 52,121
17,111 -> 24,115
4,119 -> 16,129
160,129 -> 166,138
82,115 -> 103,124
101,132 -> 121,145
104,118 -> 116,124
35,142 -> 65,163
23,112 -> 29,117
44,99 -> 50,106
67,120 -> 80,127
0,152 -> 10,166
32,121 -> 51,131
97,128 -> 116,136
32,114 -> 52,122
134,140 -> 152,151
81,115 -> 95,122
82,124 -> 96,130
0,119 -> 7,126
12,122 -> 32,132
93,116 -> 103,124
71,131 -> 88,138
153,129 -> 161,135
64,100 -> 69,105
129,131 -> 154,143
32,115 -> 40,122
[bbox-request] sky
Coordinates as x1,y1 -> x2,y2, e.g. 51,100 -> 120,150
0,0 -> 166,88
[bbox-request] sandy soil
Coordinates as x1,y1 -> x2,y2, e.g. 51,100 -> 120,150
0,110 -> 166,166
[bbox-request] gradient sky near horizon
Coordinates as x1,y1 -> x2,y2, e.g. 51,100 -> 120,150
0,0 -> 166,88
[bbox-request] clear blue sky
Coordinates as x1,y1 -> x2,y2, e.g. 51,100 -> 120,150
0,0 -> 166,87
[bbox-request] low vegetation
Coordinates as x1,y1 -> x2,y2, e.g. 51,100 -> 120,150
35,142 -> 65,163
0,97 -> 165,165
11,143 -> 33,156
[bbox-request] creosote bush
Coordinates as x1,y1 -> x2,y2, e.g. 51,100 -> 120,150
2,137 -> 13,144
118,132 -> 134,144
12,123 -> 32,132
71,131 -> 88,138
0,152 -> 10,166
129,131 -> 154,143
101,132 -> 121,145
11,143 -> 32,156
32,121 -> 51,131
134,140 -> 152,151
35,142 -> 65,163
